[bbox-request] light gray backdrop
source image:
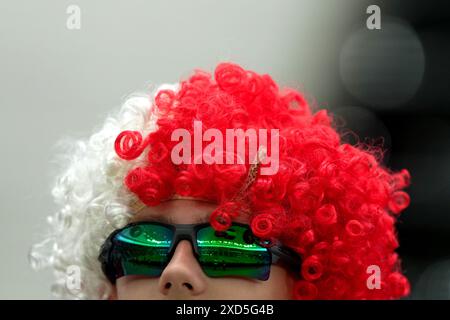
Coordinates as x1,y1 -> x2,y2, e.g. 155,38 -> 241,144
0,0 -> 366,299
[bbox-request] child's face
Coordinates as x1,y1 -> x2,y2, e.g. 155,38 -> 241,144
110,199 -> 295,300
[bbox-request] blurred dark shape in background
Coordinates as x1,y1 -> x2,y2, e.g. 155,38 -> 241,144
331,0 -> 450,299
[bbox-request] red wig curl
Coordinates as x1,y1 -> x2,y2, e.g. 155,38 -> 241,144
114,62 -> 411,299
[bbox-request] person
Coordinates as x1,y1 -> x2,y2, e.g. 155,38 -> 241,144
30,62 -> 411,300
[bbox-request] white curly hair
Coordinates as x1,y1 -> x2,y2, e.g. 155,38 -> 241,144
30,84 -> 178,299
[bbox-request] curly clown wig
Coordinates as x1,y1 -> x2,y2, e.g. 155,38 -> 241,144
31,62 -> 411,300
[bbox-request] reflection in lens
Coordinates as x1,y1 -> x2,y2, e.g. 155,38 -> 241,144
197,225 -> 271,280
110,224 -> 173,279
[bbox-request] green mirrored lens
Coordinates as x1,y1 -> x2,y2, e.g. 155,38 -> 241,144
111,224 -> 173,279
196,225 -> 271,280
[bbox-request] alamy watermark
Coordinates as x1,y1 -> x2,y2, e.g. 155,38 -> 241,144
171,120 -> 280,175
65,265 -> 81,294
366,5 -> 381,30
66,5 -> 81,30
366,265 -> 381,289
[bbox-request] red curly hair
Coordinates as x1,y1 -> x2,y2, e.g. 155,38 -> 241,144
114,62 -> 411,300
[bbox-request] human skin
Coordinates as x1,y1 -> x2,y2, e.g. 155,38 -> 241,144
109,199 -> 296,300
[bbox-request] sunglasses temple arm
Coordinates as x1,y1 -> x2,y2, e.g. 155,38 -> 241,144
269,246 -> 302,273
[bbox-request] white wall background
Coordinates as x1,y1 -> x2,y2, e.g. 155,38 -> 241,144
0,0 -> 365,299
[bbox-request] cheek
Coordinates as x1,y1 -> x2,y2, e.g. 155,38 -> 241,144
116,276 -> 160,300
206,266 -> 295,300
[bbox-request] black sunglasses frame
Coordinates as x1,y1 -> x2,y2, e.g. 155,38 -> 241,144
99,221 -> 302,284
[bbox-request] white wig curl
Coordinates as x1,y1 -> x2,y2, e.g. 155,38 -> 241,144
30,84 -> 177,299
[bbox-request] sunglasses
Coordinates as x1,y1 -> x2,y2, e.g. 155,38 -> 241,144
99,221 -> 301,283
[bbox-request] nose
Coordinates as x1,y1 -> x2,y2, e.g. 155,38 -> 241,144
158,240 -> 207,297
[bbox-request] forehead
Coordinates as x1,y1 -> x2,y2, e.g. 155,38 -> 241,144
131,199 -> 249,225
